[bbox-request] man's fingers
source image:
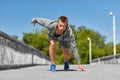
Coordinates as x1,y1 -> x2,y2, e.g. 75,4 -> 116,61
77,68 -> 86,71
78,65 -> 86,71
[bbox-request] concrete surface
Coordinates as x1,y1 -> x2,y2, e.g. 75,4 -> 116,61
0,64 -> 120,80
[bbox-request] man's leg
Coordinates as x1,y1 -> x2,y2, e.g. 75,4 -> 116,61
62,47 -> 70,70
49,40 -> 57,71
49,40 -> 57,64
62,47 -> 70,61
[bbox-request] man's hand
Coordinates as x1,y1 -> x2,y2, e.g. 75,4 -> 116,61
77,64 -> 86,71
31,18 -> 36,26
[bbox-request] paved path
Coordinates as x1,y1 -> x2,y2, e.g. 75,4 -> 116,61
0,64 -> 120,80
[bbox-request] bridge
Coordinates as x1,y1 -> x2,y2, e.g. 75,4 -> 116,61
0,31 -> 120,80
0,64 -> 120,80
0,31 -> 50,68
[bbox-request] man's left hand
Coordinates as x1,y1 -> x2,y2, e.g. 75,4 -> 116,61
77,64 -> 86,71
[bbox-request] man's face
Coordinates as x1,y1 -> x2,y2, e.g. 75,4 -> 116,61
57,20 -> 67,32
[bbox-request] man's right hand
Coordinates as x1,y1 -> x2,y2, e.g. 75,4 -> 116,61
31,18 -> 36,26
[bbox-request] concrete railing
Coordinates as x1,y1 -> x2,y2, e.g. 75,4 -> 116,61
0,31 -> 50,67
91,53 -> 120,64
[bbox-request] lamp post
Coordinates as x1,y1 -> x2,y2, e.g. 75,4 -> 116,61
109,12 -> 116,56
88,37 -> 92,64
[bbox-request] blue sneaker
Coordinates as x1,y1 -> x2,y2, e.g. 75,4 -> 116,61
50,64 -> 56,71
64,61 -> 69,70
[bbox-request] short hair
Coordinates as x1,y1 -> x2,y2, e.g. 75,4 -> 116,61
58,16 -> 68,23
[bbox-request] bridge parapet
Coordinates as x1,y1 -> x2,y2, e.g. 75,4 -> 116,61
91,53 -> 120,64
0,31 -> 50,67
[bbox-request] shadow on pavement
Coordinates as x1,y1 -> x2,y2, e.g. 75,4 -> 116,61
55,69 -> 77,72
56,69 -> 77,72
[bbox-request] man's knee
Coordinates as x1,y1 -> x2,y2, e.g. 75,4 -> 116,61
50,40 -> 56,46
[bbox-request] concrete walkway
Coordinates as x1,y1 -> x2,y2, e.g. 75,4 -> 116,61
0,64 -> 120,80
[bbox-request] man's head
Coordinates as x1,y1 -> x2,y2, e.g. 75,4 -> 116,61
57,16 -> 68,32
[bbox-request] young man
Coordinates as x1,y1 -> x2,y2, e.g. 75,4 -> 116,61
31,16 -> 86,71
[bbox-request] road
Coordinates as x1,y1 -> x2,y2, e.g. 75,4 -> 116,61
0,64 -> 120,80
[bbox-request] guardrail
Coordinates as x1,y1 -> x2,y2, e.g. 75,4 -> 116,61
91,53 -> 120,64
0,31 -> 50,67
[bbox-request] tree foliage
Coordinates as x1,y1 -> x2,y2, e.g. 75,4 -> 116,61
23,28 -> 49,56
22,26 -> 120,64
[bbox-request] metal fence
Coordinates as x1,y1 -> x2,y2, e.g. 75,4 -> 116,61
0,31 -> 50,67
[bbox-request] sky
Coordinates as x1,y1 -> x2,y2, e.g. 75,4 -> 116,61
0,0 -> 120,43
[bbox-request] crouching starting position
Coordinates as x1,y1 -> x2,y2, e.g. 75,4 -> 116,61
31,16 -> 86,71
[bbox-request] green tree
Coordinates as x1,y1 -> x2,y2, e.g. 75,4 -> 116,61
103,42 -> 113,56
116,43 -> 120,54
22,25 -> 119,64
23,28 -> 49,56
75,26 -> 106,64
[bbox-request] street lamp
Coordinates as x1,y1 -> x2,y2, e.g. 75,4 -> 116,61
109,12 -> 116,56
88,37 -> 92,64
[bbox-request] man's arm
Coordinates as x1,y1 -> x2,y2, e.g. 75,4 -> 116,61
71,41 -> 86,71
69,26 -> 86,71
31,18 -> 55,29
71,41 -> 80,64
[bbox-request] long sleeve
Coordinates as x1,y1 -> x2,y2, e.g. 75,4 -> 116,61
35,18 -> 56,29
70,41 -> 81,64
